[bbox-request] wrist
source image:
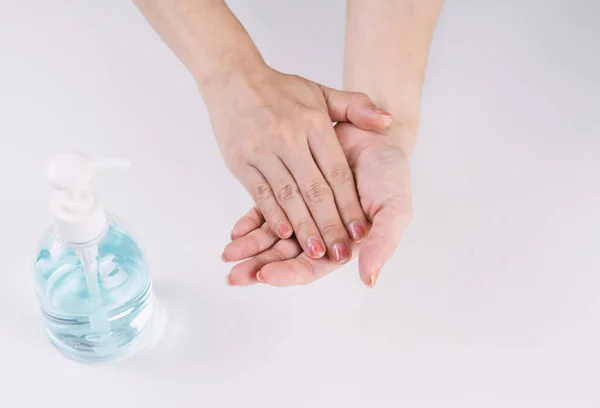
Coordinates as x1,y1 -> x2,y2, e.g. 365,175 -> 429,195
343,76 -> 423,156
386,117 -> 419,157
135,0 -> 267,98
193,51 -> 268,96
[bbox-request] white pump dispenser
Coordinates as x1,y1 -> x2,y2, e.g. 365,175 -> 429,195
34,152 -> 161,363
46,152 -> 130,332
46,152 -> 130,245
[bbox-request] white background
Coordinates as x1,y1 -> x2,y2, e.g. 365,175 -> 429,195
1,0 -> 599,406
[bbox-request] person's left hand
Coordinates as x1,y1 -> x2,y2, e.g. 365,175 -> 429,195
221,121 -> 414,287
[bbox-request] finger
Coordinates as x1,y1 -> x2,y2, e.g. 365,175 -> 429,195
358,196 -> 412,288
258,157 -> 327,259
239,166 -> 294,240
308,123 -> 369,244
282,142 -> 352,264
226,238 -> 302,286
222,222 -> 278,262
230,207 -> 264,240
259,241 -> 359,287
320,85 -> 393,130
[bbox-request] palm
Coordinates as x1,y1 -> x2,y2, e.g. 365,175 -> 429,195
223,123 -> 413,287
335,123 -> 411,227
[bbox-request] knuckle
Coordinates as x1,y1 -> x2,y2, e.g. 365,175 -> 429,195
269,118 -> 296,147
243,138 -> 266,156
353,91 -> 369,101
226,161 -> 243,175
226,150 -> 246,174
305,111 -> 330,132
258,112 -> 294,145
251,183 -> 273,205
325,164 -> 352,186
258,109 -> 281,134
350,92 -> 370,106
276,183 -> 301,204
292,101 -> 304,113
302,181 -> 333,204
277,119 -> 294,137
279,131 -> 297,148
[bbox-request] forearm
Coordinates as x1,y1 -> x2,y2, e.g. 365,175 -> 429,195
344,0 -> 443,155
134,0 -> 265,95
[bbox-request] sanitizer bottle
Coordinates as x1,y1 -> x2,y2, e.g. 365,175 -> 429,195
33,152 -> 161,363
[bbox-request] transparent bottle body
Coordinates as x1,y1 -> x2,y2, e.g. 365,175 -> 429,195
33,219 -> 159,363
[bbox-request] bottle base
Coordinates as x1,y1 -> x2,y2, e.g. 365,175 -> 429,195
44,295 -> 165,364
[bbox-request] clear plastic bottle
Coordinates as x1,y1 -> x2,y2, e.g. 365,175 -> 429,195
33,153 -> 161,363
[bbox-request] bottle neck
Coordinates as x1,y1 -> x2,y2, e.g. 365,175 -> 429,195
50,191 -> 108,246
53,220 -> 109,249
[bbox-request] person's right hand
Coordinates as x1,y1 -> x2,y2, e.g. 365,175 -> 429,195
222,121 -> 413,288
205,65 -> 393,264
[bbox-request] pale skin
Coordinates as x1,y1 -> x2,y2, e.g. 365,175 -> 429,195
135,0 -> 393,265
135,0 -> 444,287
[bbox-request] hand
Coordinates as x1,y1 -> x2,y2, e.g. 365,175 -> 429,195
207,64 -> 393,264
222,122 -> 413,287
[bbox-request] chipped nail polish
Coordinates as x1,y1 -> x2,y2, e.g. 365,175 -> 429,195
349,222 -> 365,242
277,222 -> 292,238
332,243 -> 350,263
307,237 -> 326,258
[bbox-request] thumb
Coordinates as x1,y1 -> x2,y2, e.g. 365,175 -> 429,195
358,197 -> 412,288
320,85 -> 393,131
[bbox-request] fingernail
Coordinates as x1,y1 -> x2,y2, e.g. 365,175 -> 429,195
307,237 -> 326,258
276,222 -> 292,238
256,270 -> 265,283
372,107 -> 393,122
348,222 -> 365,242
225,274 -> 234,286
221,252 -> 228,262
332,243 -> 350,263
367,268 -> 381,288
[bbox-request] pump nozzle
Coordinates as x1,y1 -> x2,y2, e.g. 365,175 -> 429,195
46,152 -> 130,245
46,152 -> 130,196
